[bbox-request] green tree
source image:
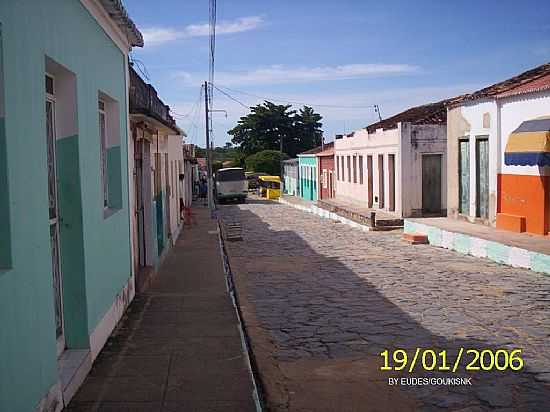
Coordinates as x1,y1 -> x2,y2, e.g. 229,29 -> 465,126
228,101 -> 323,158
295,106 -> 323,149
212,160 -> 224,174
245,150 -> 289,176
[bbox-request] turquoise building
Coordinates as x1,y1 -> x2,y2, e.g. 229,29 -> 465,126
298,149 -> 321,201
0,1 -> 143,411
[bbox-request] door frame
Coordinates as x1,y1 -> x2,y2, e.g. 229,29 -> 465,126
421,153 -> 443,215
458,138 -> 470,215
46,73 -> 66,356
475,136 -> 489,219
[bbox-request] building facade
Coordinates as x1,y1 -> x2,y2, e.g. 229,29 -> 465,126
282,158 -> 299,196
129,67 -> 184,291
0,1 -> 143,411
334,102 -> 448,217
316,147 -> 335,200
447,64 -> 550,235
298,151 -> 319,201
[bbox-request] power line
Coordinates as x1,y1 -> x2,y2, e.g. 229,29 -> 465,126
210,84 -> 249,109
216,84 -> 379,110
170,86 -> 203,119
129,55 -> 151,81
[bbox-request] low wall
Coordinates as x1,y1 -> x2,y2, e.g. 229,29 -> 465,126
404,220 -> 550,276
279,197 -> 374,232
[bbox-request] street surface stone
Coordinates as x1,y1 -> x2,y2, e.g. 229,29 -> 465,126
220,199 -> 550,411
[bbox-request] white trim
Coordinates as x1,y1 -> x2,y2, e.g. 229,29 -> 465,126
79,0 -> 131,54
89,273 -> 135,361
34,383 -> 63,412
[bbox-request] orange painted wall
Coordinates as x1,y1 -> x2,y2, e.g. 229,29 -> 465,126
497,174 -> 549,235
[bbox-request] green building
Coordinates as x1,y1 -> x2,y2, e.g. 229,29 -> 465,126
0,1 -> 143,411
298,147 -> 323,201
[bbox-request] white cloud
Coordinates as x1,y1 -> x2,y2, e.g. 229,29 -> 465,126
173,84 -> 480,145
142,16 -> 264,47
185,16 -> 264,37
141,28 -> 181,46
175,64 -> 419,86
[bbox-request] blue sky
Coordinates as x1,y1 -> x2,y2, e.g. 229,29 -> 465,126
124,0 -> 550,147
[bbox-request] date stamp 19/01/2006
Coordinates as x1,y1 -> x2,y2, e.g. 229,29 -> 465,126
380,348 -> 524,374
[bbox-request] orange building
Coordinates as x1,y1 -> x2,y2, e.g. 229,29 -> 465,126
447,63 -> 550,236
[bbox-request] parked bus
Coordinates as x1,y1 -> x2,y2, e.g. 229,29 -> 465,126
215,167 -> 248,203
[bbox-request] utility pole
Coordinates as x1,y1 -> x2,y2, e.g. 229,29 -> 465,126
374,104 -> 382,122
279,131 -> 284,193
204,81 -> 214,214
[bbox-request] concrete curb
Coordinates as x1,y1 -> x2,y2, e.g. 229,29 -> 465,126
278,197 -> 376,232
217,221 -> 265,412
404,219 -> 550,276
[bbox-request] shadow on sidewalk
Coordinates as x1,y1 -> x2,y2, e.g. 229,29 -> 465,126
65,206 -> 257,412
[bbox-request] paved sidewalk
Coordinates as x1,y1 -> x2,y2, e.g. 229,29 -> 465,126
66,205 -> 257,412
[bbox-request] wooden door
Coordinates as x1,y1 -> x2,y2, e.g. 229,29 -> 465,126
476,138 -> 489,219
388,154 -> 395,211
459,139 -> 470,214
422,154 -> 442,214
378,154 -> 385,208
367,156 -> 373,207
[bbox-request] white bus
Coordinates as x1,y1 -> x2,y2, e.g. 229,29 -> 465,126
215,167 -> 248,203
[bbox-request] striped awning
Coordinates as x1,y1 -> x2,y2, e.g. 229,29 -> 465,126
504,116 -> 550,166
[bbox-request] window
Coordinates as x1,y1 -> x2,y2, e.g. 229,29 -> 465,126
98,99 -> 108,208
353,155 -> 357,183
347,156 -> 351,182
359,156 -> 364,184
336,156 -> 340,180
0,24 -> 11,268
98,92 -> 122,214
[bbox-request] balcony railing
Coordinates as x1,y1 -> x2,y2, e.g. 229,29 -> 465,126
129,67 -> 177,131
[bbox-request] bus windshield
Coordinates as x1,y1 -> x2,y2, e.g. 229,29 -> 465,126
217,168 -> 245,182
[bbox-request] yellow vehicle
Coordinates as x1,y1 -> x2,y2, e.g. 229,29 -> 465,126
258,176 -> 281,199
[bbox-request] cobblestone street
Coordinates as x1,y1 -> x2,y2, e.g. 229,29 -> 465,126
220,200 -> 550,411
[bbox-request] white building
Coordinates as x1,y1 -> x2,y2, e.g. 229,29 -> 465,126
128,67 -> 185,291
447,63 -> 550,235
334,101 -> 448,218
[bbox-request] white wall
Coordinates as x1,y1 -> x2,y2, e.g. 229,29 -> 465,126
167,134 -> 184,240
401,123 -> 447,216
500,90 -> 550,177
449,100 -> 499,223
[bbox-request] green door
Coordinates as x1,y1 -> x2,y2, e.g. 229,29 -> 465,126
476,138 -> 489,219
459,139 -> 470,214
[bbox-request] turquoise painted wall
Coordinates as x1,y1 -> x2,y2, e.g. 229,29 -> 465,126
299,155 -> 317,201
0,1 -> 132,411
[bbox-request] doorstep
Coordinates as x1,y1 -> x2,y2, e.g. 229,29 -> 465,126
405,217 -> 550,276
58,349 -> 92,406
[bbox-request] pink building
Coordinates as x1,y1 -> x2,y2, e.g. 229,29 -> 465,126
334,101 -> 450,217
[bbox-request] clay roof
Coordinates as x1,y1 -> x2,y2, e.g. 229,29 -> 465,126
316,147 -> 334,157
365,99 -> 451,133
99,0 -> 143,47
298,142 -> 334,155
450,62 -> 550,107
496,73 -> 550,99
